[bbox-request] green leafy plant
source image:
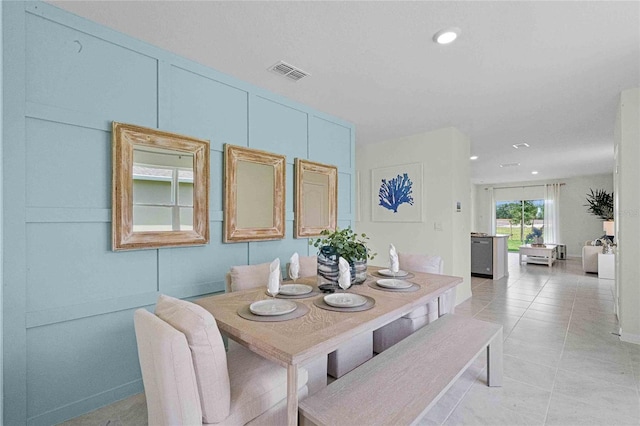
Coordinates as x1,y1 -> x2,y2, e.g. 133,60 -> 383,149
310,227 -> 376,263
584,189 -> 614,220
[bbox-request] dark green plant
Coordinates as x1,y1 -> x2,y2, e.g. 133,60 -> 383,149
584,189 -> 614,220
310,227 -> 376,263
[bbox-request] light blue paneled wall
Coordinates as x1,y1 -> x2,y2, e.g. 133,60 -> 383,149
0,1 -> 4,422
2,2 -> 355,425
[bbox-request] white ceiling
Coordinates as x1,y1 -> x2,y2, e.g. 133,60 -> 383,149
50,1 -> 640,184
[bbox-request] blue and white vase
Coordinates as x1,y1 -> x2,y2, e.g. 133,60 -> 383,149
317,246 -> 367,285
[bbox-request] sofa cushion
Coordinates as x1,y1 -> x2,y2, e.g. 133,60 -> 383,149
155,294 -> 231,424
582,245 -> 600,273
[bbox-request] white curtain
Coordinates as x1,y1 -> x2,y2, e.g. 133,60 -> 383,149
488,187 -> 496,235
543,183 -> 561,243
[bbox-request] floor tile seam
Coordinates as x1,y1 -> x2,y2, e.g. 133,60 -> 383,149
565,328 -> 628,344
542,289 -> 576,425
547,384 -> 640,418
437,366 -> 487,426
558,352 -> 640,386
623,352 -> 640,397
473,375 -> 552,423
502,353 -> 560,373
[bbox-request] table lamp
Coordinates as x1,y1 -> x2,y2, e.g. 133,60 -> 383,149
603,221 -> 615,237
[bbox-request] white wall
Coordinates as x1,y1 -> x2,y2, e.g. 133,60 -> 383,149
356,127 -> 471,304
472,173 -> 613,257
615,87 -> 640,344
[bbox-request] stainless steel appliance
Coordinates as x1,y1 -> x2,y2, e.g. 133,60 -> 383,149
471,237 -> 493,276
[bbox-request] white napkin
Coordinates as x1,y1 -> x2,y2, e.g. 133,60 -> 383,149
289,252 -> 300,281
338,257 -> 351,290
268,258 -> 281,296
389,244 -> 399,273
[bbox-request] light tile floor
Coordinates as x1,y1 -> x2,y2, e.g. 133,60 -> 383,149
62,254 -> 640,425
422,254 -> 640,426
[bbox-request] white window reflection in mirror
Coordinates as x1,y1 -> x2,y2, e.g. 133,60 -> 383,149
294,159 -> 337,238
132,147 -> 194,232
112,122 -> 209,251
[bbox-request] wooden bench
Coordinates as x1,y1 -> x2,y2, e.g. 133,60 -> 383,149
299,314 -> 503,426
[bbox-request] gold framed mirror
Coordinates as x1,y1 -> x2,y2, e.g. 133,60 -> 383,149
224,144 -> 286,242
294,158 -> 338,238
112,122 -> 210,251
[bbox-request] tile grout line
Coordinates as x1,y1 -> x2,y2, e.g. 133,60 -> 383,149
541,277 -> 577,425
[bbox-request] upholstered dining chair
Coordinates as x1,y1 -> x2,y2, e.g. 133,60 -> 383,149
134,294 -> 308,425
373,252 -> 454,353
227,261 -> 372,383
286,255 -> 318,279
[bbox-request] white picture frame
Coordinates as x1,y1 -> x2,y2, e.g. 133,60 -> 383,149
371,163 -> 423,222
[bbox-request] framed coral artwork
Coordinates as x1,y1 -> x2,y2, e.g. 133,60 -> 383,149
371,162 -> 423,222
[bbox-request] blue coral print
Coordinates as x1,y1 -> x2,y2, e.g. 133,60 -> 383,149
378,173 -> 414,213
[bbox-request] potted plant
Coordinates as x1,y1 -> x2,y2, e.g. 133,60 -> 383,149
310,227 -> 376,285
585,188 -> 614,243
584,189 -> 613,221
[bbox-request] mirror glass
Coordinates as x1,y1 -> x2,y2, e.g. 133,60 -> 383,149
302,171 -> 330,227
132,147 -> 194,232
295,159 -> 337,238
224,144 -> 285,242
236,160 -> 274,228
112,122 -> 210,250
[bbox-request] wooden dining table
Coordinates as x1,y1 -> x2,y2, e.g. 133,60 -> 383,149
194,266 -> 462,426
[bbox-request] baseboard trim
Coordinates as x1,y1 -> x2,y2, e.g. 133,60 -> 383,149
27,379 -> 143,426
620,331 -> 640,345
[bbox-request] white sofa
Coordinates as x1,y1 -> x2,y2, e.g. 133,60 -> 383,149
582,241 -> 601,273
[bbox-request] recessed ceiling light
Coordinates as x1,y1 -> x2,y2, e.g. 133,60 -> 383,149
512,143 -> 530,149
433,27 -> 460,45
531,171 -> 539,175
470,156 -> 478,160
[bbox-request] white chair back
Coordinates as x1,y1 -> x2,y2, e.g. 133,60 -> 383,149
134,309 -> 203,426
398,253 -> 444,274
286,255 -> 318,279
228,262 -> 273,292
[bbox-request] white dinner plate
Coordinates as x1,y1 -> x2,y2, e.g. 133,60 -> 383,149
377,269 -> 409,277
249,299 -> 298,316
376,279 -> 413,289
279,284 -> 313,296
324,293 -> 368,308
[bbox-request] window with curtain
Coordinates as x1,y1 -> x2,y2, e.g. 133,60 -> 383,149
495,199 -> 544,251
491,185 -> 545,252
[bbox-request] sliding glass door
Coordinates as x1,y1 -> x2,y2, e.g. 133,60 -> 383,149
496,199 -> 544,251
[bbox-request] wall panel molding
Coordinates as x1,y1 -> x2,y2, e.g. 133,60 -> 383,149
25,286 -> 224,329
5,2 -> 355,424
25,208 -> 225,223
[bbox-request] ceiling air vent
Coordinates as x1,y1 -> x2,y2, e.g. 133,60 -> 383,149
499,162 -> 521,168
269,61 -> 310,82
